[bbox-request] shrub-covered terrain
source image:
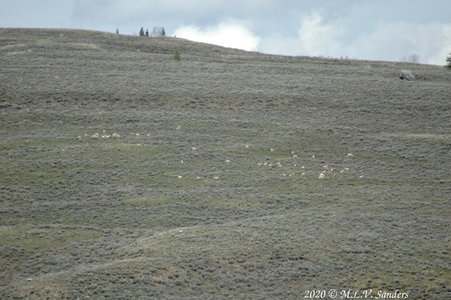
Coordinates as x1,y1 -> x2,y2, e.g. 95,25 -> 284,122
0,28 -> 450,299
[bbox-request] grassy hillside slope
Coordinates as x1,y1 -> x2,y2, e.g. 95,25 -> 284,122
0,28 -> 450,299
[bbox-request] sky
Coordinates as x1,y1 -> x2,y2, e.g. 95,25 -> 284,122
1,0 -> 450,65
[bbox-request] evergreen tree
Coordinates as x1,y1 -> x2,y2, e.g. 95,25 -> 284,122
446,53 -> 451,69
145,28 -> 149,37
116,28 -> 119,35
161,27 -> 166,37
139,27 -> 145,37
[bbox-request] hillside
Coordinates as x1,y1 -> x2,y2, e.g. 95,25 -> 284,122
1,28 -> 450,299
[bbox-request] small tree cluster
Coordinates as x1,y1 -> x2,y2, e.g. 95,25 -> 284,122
138,27 -> 150,37
446,53 -> 451,69
402,54 -> 420,64
408,54 -> 420,64
151,27 -> 166,37
138,26 -> 165,37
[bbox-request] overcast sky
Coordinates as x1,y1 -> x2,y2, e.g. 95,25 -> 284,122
1,0 -> 450,65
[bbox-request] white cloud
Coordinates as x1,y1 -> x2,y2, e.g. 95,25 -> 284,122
297,13 -> 344,57
174,21 -> 260,51
429,24 -> 451,65
348,21 -> 451,65
258,34 -> 300,56
291,12 -> 451,65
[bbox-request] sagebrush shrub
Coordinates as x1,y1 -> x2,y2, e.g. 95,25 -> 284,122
174,50 -> 181,62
